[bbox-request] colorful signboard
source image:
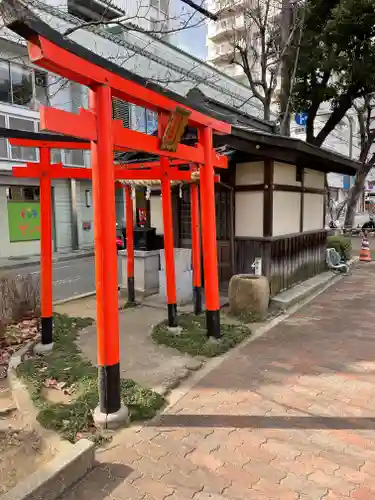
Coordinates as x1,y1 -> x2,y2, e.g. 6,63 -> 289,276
7,201 -> 41,242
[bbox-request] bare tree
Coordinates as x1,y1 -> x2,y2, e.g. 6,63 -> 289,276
224,0 -> 304,123
326,186 -> 347,225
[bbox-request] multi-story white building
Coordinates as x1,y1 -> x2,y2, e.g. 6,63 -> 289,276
0,0 -> 265,259
207,0 -> 249,83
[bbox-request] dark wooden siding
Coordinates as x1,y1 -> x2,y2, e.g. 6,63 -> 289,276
235,230 -> 328,297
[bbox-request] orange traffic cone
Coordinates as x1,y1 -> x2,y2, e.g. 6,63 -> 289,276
360,233 -> 372,262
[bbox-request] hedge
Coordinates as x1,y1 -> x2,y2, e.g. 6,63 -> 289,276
327,235 -> 352,261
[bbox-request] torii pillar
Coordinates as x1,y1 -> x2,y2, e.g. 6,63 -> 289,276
89,87 -> 128,426
35,147 -> 54,354
200,128 -> 221,338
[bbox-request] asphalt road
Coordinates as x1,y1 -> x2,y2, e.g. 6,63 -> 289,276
13,255 -> 122,302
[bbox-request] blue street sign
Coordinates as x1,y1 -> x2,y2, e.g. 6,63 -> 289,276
295,112 -> 308,126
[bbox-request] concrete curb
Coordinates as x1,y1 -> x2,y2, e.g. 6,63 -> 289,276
1,345 -> 95,500
270,257 -> 359,311
0,439 -> 95,500
0,251 -> 94,272
53,291 -> 96,306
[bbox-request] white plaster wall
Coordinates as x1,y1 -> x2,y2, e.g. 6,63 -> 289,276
303,194 -> 324,231
273,162 -> 301,187
304,169 -> 325,189
150,195 -> 164,235
235,161 -> 264,185
273,191 -> 301,236
0,185 -> 41,258
235,192 -> 263,238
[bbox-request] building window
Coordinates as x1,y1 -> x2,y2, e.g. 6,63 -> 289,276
51,149 -> 63,164
9,116 -> 37,162
10,64 -> 33,107
0,60 -> 11,104
50,147 -> 85,167
65,149 -> 85,166
0,59 -> 48,109
7,185 -> 40,201
0,114 -> 7,159
133,105 -> 158,134
146,109 -> 158,134
34,70 -> 49,106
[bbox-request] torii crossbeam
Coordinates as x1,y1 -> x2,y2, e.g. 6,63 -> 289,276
2,7 -> 231,426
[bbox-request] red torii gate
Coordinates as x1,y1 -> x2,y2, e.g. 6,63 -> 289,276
116,173 -> 219,314
8,18 -> 231,424
10,137 -> 219,337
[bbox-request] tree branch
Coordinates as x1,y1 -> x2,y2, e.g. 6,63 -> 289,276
313,89 -> 357,147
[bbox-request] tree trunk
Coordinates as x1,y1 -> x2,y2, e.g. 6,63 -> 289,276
344,170 -> 367,228
263,101 -> 271,121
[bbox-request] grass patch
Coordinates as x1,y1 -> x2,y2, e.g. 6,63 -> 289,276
152,313 -> 251,357
227,307 -> 283,324
17,314 -> 164,443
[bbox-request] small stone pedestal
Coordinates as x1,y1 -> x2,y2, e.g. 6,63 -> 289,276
229,274 -> 270,320
119,249 -> 160,297
34,342 -> 54,355
159,248 -> 193,305
93,404 -> 129,430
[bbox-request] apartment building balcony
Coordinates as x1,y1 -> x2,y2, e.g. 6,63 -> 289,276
206,0 -> 246,14
207,14 -> 245,42
223,63 -> 247,80
207,42 -> 234,62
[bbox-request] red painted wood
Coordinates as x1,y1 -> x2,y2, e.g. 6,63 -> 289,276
191,183 -> 201,289
200,128 -> 220,312
28,36 -> 232,134
41,106 -> 97,141
39,148 -> 53,319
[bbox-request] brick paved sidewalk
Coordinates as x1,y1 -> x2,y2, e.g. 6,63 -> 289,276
65,264 -> 375,500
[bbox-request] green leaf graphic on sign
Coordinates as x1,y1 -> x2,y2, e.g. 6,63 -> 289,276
7,201 -> 41,242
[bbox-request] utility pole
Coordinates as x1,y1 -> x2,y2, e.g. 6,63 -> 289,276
279,0 -> 293,136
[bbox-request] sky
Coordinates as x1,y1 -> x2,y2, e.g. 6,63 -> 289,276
169,0 -> 208,60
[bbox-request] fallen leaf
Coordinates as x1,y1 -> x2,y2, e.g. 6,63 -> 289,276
44,378 -> 58,388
